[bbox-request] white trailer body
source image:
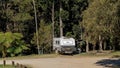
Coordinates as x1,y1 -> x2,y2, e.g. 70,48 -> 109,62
53,37 -> 76,54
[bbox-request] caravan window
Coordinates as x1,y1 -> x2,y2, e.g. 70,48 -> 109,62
56,41 -> 57,44
58,41 -> 60,44
55,40 -> 60,45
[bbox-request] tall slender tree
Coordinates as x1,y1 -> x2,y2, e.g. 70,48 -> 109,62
82,0 -> 120,51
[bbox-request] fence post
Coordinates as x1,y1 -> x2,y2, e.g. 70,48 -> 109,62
3,60 -> 6,66
15,62 -> 28,68
16,63 -> 20,68
12,61 -> 15,67
20,64 -> 25,68
24,66 -> 27,68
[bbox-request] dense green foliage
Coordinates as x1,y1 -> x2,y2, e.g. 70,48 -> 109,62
0,0 -> 120,57
82,0 -> 120,52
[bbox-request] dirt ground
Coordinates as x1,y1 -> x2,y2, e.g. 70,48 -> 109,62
0,56 -> 120,68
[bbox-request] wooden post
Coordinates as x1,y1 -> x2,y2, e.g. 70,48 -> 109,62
3,60 -> 6,66
24,66 -> 27,68
15,63 -> 28,68
20,64 -> 23,68
12,61 -> 15,67
16,63 -> 20,68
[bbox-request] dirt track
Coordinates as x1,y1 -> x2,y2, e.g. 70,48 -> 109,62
0,57 -> 119,68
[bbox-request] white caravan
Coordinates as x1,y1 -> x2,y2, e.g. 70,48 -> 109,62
53,37 -> 76,54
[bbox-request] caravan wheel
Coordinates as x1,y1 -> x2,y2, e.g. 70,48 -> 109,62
55,50 -> 59,54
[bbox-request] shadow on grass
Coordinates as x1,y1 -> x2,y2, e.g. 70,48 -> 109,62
96,58 -> 120,68
112,55 -> 120,58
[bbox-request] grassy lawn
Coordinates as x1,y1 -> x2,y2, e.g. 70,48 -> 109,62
74,51 -> 120,58
0,65 -> 14,68
0,51 -> 120,60
0,54 -> 58,60
0,51 -> 119,68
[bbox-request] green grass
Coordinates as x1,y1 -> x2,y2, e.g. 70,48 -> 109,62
110,51 -> 120,58
74,51 -> 120,58
0,51 -> 120,60
1,54 -> 58,60
0,65 -> 14,68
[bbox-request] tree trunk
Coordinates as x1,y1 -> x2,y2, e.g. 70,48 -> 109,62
112,43 -> 115,51
32,0 -> 40,54
111,36 -> 115,51
59,0 -> 63,37
86,40 -> 89,53
13,22 -> 17,32
103,41 -> 106,50
93,44 -> 96,51
99,35 -> 103,52
52,1 -> 55,38
2,46 -> 6,58
51,1 -> 55,53
6,23 -> 12,32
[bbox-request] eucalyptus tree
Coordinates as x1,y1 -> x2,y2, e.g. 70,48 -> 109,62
110,0 -> 120,50
50,0 -> 88,37
32,20 -> 52,54
82,0 -> 120,51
